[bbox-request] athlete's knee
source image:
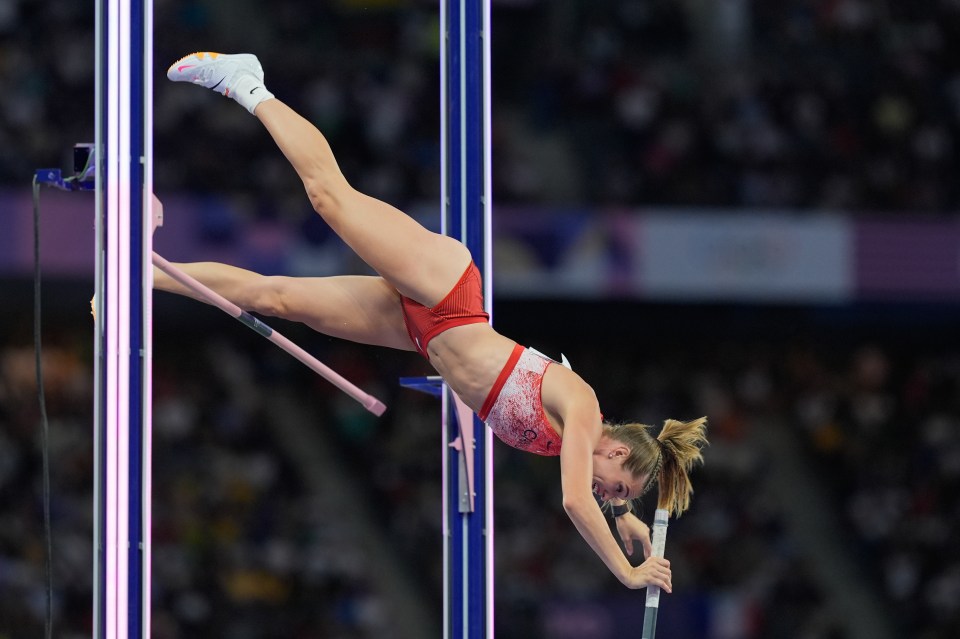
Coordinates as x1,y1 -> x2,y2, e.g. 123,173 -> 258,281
248,275 -> 289,318
303,173 -> 352,220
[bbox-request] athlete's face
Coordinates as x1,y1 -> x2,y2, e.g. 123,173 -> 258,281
591,447 -> 644,502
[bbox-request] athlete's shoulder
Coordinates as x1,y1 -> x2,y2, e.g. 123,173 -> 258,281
542,362 -> 599,415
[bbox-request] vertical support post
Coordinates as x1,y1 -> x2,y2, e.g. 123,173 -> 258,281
94,0 -> 153,637
441,0 -> 493,637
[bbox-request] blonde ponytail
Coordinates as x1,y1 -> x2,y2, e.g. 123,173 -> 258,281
603,416 -> 708,517
655,417 -> 708,516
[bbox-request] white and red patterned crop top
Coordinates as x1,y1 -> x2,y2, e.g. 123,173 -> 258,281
477,344 -> 563,456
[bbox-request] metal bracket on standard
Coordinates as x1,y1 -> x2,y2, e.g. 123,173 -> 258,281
449,393 -> 476,512
34,143 -> 96,191
399,376 -> 444,398
400,375 -> 476,512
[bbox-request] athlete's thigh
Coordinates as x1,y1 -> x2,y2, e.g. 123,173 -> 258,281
276,274 -> 415,351
335,189 -> 472,306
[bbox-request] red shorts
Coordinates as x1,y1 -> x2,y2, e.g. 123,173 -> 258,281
400,261 -> 489,359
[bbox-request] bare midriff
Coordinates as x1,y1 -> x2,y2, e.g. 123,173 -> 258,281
426,323 -> 518,412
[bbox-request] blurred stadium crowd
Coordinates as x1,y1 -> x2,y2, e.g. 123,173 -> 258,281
3,0 -> 960,638
5,307 -> 960,637
0,319 -> 397,639
5,1 -> 960,212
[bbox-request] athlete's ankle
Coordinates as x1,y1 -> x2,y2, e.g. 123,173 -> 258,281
229,73 -> 275,114
251,97 -> 276,117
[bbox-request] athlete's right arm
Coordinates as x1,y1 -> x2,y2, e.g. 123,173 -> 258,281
559,410 -> 632,582
557,389 -> 671,590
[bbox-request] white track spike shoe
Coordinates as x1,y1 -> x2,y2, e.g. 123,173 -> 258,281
167,52 -> 273,114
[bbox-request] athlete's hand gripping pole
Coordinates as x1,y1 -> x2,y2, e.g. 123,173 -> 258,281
641,509 -> 669,639
151,252 -> 387,416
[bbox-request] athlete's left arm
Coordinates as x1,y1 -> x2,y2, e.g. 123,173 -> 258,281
613,509 -> 652,558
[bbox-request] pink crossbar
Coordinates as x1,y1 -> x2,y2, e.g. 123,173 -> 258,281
152,252 -> 386,416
